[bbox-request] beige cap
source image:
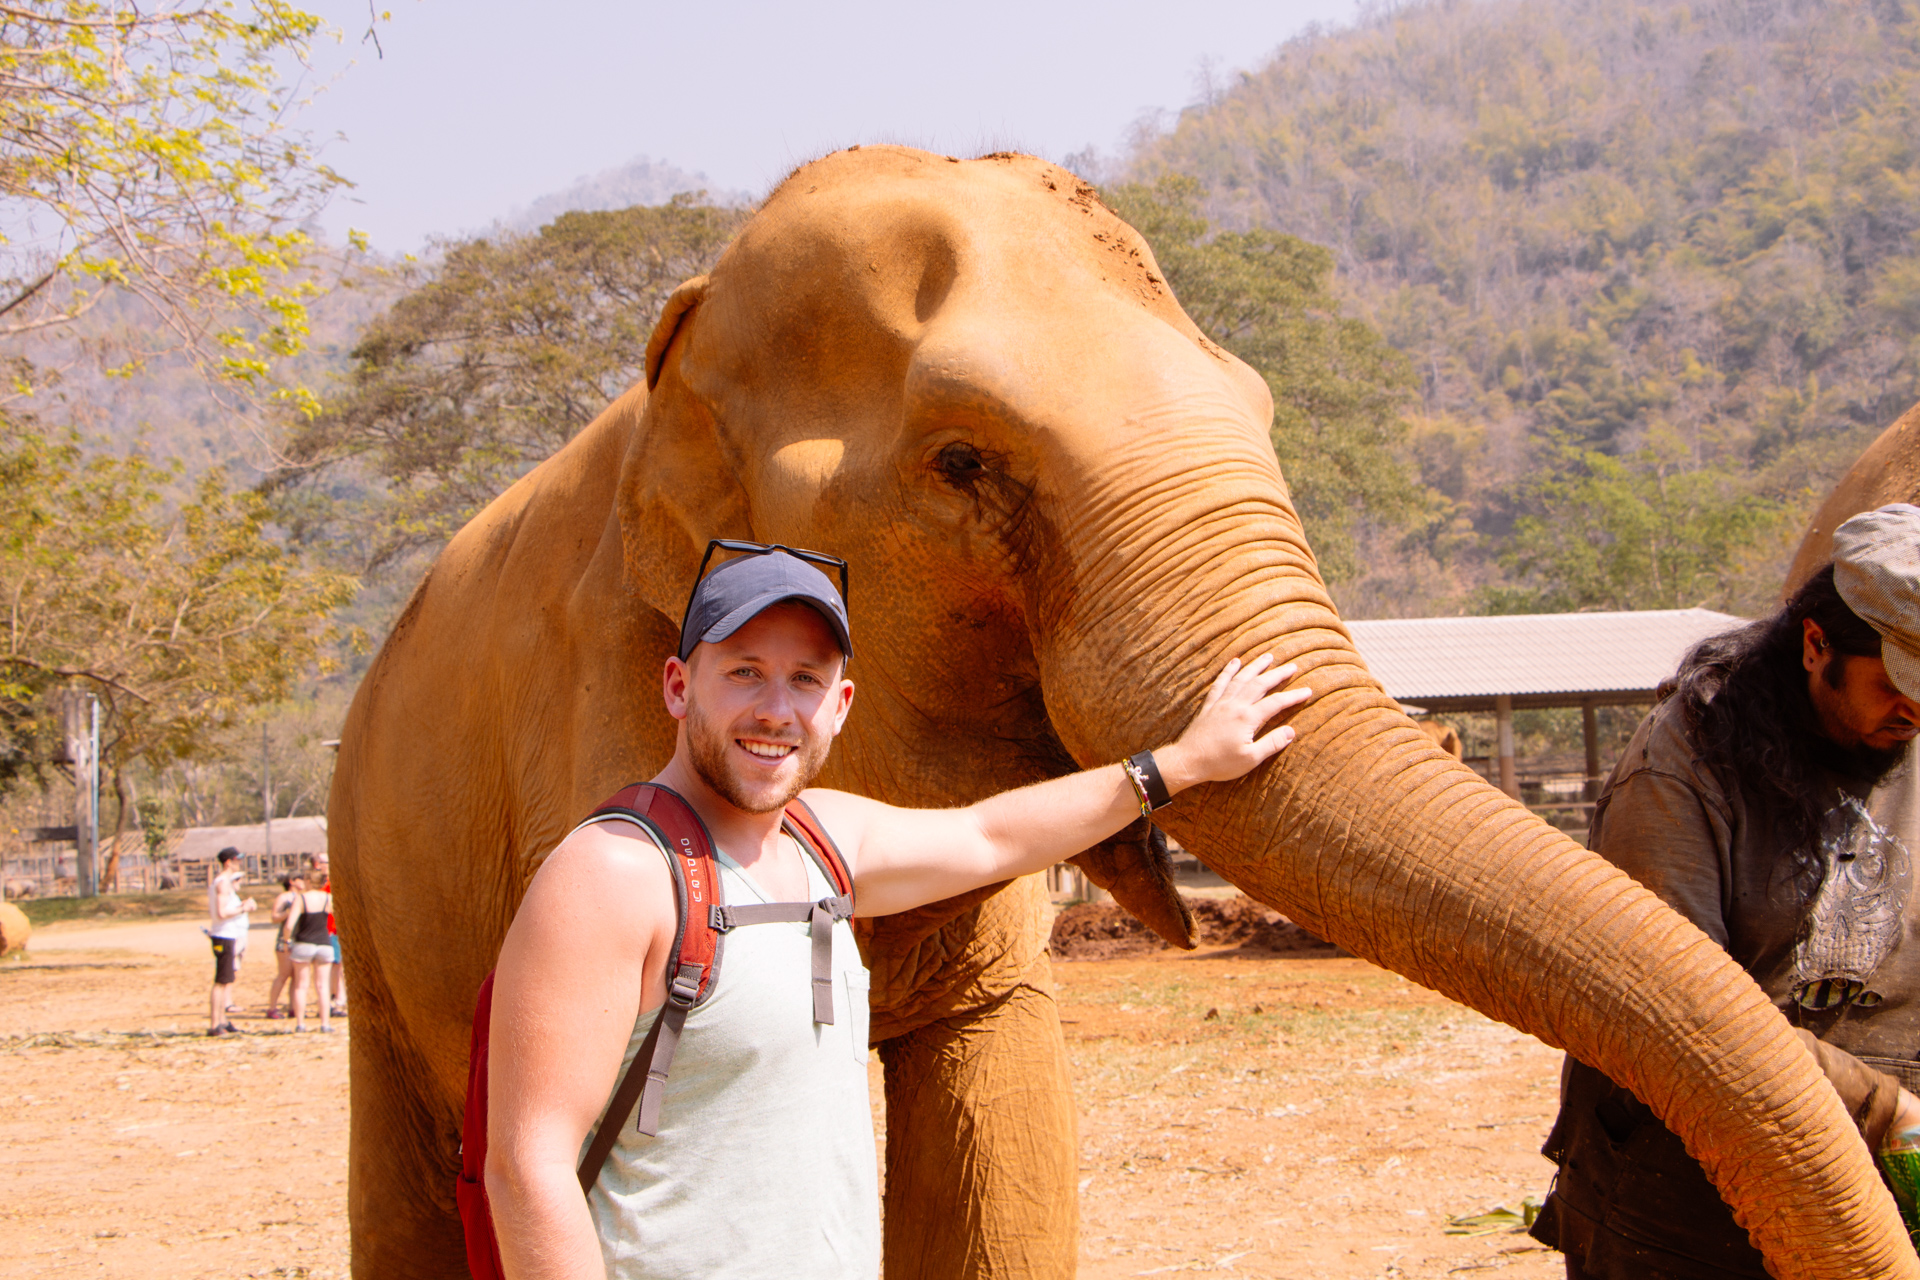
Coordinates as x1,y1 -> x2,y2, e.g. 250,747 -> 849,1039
1832,502 -> 1920,700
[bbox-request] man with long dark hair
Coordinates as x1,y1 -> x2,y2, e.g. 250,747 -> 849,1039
1533,504 -> 1920,1277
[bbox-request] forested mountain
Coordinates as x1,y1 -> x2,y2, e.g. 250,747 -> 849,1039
1132,0 -> 1920,617
23,0 -> 1920,838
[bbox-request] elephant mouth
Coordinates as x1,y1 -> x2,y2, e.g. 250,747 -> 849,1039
1067,819 -> 1199,949
1013,711 -> 1198,948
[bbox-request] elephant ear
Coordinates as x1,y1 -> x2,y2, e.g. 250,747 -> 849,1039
1069,820 -> 1198,949
647,275 -> 708,390
620,273 -> 755,623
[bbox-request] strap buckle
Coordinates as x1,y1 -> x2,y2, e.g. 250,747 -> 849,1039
667,966 -> 703,1007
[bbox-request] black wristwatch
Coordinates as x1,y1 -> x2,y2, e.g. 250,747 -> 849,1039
1122,750 -> 1172,816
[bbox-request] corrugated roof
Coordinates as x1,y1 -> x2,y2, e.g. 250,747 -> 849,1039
172,816 -> 328,861
1346,608 -> 1747,709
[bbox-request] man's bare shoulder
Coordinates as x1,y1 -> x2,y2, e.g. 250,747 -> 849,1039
542,819 -> 673,889
515,818 -> 677,942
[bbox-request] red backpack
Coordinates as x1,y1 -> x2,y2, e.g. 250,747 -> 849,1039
455,782 -> 854,1280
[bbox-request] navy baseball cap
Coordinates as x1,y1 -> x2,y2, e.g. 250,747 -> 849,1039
677,549 -> 853,662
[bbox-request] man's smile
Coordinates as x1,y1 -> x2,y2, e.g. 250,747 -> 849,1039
739,738 -> 798,761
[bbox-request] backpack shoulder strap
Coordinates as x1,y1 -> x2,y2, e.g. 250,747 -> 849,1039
781,796 -> 854,903
584,782 -> 729,1009
573,782 -> 726,1187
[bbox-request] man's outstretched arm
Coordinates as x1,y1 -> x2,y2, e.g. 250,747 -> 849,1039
809,656 -> 1311,917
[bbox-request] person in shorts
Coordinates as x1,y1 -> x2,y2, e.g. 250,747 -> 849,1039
282,872 -> 336,1033
267,875 -> 298,1018
206,848 -> 254,1037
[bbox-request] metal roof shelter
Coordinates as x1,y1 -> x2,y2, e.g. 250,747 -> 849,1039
173,816 -> 328,861
1346,608 -> 1747,800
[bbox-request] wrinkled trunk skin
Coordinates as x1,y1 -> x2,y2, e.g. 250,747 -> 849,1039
1040,501 -> 1915,1278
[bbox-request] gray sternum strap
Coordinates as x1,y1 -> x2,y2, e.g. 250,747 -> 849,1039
708,894 -> 854,1025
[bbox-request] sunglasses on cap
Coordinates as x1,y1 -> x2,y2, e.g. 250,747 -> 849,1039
682,539 -> 851,623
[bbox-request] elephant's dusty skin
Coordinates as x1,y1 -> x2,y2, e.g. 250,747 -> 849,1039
330,147 -> 1913,1279
1786,399 -> 1920,593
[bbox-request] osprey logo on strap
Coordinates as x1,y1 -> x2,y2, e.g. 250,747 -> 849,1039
454,782 -> 855,1280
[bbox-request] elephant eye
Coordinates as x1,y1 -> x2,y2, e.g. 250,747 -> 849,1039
934,441 -> 988,488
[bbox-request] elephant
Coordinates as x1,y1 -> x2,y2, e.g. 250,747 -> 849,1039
0,899 -> 29,954
1413,717 -> 1462,758
1787,399 -> 1920,593
328,145 -> 1914,1279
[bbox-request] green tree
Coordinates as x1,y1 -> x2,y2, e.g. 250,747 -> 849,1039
0,0 -> 353,408
1132,0 -> 1920,610
1104,176 -> 1423,581
0,417 -> 356,883
279,197 -> 745,572
1488,433 -> 1794,614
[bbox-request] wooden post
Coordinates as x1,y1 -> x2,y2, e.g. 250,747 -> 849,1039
262,723 -> 273,871
1495,694 -> 1518,799
1582,700 -> 1602,803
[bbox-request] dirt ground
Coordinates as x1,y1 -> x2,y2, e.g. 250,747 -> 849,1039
1,911 -> 1564,1279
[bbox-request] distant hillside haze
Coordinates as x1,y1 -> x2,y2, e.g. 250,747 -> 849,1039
1132,0 -> 1920,617
503,154 -> 753,230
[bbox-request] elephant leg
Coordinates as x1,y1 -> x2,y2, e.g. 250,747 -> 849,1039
347,943 -> 467,1279
878,951 -> 1078,1280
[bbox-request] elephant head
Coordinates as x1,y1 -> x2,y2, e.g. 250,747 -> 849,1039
1787,399 -> 1920,593
609,146 -> 1912,1277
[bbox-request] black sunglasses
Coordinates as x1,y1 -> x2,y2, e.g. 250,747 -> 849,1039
682,539 -> 851,630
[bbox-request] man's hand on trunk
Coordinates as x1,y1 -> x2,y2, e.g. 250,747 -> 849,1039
1156,656 -> 1314,792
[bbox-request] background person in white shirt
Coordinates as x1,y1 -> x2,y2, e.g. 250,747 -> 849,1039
206,847 -> 254,1037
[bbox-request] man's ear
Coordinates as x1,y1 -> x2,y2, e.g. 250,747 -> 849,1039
662,655 -> 693,721
1804,616 -> 1828,671
830,675 -> 856,735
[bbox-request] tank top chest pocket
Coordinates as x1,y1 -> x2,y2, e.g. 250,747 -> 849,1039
844,967 -> 870,1063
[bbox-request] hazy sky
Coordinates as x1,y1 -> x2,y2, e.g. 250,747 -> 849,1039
294,0 -> 1358,252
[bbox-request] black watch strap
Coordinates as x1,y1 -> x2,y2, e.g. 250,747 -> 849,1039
1125,750 -> 1173,812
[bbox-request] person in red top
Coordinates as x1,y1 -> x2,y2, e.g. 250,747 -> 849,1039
312,852 -> 347,1015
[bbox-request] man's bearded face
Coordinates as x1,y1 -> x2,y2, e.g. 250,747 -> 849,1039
678,602 -> 849,815
1812,648 -> 1920,758
685,682 -> 834,813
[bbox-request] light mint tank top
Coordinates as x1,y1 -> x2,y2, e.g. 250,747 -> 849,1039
583,838 -> 879,1280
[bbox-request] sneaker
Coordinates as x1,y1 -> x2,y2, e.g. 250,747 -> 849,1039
220,1022 -> 240,1035
207,1025 -> 234,1038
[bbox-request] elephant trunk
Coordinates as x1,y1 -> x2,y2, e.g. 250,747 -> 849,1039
1037,502 -> 1914,1279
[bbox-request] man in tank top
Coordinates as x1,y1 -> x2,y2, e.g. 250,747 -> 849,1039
485,545 -> 1314,1280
